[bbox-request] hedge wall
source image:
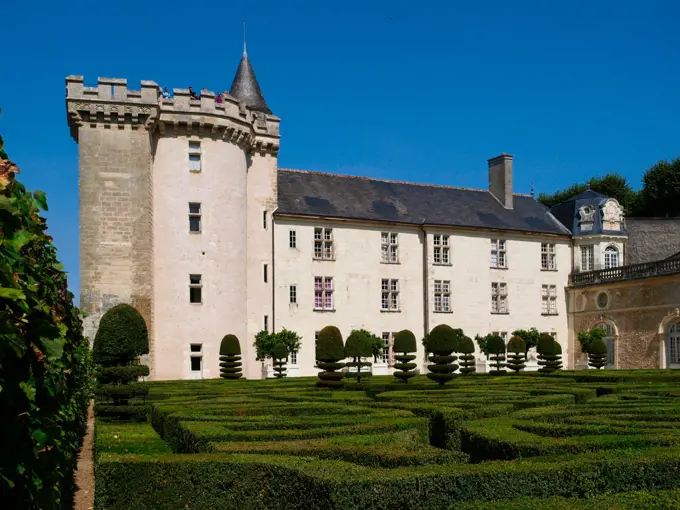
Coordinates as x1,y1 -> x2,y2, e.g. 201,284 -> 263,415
0,143 -> 92,509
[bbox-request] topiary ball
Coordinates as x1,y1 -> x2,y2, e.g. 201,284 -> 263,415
537,333 -> 556,356
458,336 -> 475,354
486,334 -> 506,355
316,326 -> 344,361
93,304 -> 148,364
271,342 -> 289,360
220,334 -> 241,356
393,330 -> 417,353
588,338 -> 607,355
427,324 -> 459,354
507,335 -> 526,354
345,330 -> 374,358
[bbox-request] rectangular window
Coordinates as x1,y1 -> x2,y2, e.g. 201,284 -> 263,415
189,274 -> 202,304
381,332 -> 392,365
381,279 -> 400,311
381,232 -> 399,263
190,344 -> 202,373
314,276 -> 334,310
289,284 -> 297,304
491,282 -> 507,313
263,264 -> 268,283
289,230 -> 297,248
541,243 -> 556,270
189,202 -> 201,233
434,280 -> 451,312
314,227 -> 334,260
581,245 -> 594,272
541,284 -> 557,315
188,141 -> 201,172
290,351 -> 297,365
264,315 -> 269,332
490,239 -> 507,268
263,210 -> 268,229
433,234 -> 450,264
492,331 -> 508,342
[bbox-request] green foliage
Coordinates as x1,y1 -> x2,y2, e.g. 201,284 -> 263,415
588,338 -> 608,369
639,157 -> 680,217
253,328 -> 301,361
316,326 -> 345,388
474,333 -> 492,358
271,343 -> 289,379
220,335 -> 242,380
486,334 -> 506,375
393,330 -> 418,383
458,336 -> 476,375
219,334 -> 241,356
537,334 -> 561,373
511,327 -> 540,353
0,138 -> 93,509
577,328 -> 606,354
425,325 -> 460,385
93,304 -> 149,365
345,329 -> 374,383
506,336 -> 527,373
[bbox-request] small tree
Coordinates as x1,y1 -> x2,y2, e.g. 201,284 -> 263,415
458,336 -> 476,375
506,335 -> 527,373
474,334 -> 491,360
254,328 -> 301,362
271,343 -> 289,378
487,334 -> 506,375
511,328 -> 540,355
537,333 -> 559,373
219,334 -> 243,379
316,326 -> 345,388
345,329 -> 374,383
93,304 -> 149,411
588,338 -> 608,369
425,325 -> 460,385
393,329 -> 418,382
577,328 -> 606,355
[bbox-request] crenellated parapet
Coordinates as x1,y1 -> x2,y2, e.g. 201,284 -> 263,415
66,76 -> 280,154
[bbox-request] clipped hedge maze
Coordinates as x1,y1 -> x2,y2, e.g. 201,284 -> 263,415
94,373 -> 680,509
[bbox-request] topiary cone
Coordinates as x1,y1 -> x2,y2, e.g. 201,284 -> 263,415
393,329 -> 418,383
271,343 -> 289,379
588,338 -> 608,369
220,334 -> 243,379
316,326 -> 345,388
506,335 -> 527,373
425,325 -> 460,385
458,336 -> 476,375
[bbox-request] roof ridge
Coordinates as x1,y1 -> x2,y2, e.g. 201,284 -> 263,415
278,168 -> 490,194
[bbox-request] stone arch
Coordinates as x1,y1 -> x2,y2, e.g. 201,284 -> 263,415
657,308 -> 680,368
585,315 -> 619,369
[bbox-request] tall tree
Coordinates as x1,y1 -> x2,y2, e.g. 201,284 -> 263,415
639,157 -> 680,217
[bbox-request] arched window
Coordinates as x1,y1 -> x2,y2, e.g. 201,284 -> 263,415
668,323 -> 680,365
596,323 -> 615,367
603,246 -> 620,269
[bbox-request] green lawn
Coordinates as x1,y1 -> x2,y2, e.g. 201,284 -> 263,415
94,371 -> 680,509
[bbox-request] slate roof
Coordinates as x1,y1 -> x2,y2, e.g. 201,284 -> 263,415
277,170 -> 571,236
229,52 -> 271,114
549,189 -> 626,237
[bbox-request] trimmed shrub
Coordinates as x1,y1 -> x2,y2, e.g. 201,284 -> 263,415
458,336 -> 476,375
0,145 -> 93,509
425,325 -> 460,385
537,334 -> 558,373
271,343 -> 289,379
345,330 -> 374,383
93,303 -> 149,365
219,334 -> 243,379
588,338 -> 608,369
506,336 -> 527,373
487,334 -> 506,375
551,341 -> 564,372
316,326 -> 345,388
93,304 -> 149,410
393,329 -> 418,383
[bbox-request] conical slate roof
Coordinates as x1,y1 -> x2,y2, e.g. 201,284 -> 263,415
229,51 -> 271,114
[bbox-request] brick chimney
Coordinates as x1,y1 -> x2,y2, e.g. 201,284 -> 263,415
488,154 -> 514,209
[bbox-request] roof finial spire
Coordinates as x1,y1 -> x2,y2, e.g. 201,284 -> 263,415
243,19 -> 247,56
530,180 -> 535,198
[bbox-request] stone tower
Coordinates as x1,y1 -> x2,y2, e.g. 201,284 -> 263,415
66,52 -> 280,379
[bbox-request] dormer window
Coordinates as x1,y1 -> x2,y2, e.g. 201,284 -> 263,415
602,199 -> 624,231
578,205 -> 595,232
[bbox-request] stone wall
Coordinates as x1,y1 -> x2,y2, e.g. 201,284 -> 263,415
626,218 -> 680,264
569,273 -> 680,369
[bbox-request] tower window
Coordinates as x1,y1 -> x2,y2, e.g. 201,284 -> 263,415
189,202 -> 201,233
189,274 -> 202,304
289,230 -> 297,248
188,141 -> 201,172
263,210 -> 268,229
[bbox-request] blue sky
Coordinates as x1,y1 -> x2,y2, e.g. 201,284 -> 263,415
1,0 -> 678,303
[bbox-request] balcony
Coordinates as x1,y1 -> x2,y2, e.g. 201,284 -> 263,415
571,257 -> 680,286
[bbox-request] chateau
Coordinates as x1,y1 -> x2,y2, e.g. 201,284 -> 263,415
65,49 -> 680,380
